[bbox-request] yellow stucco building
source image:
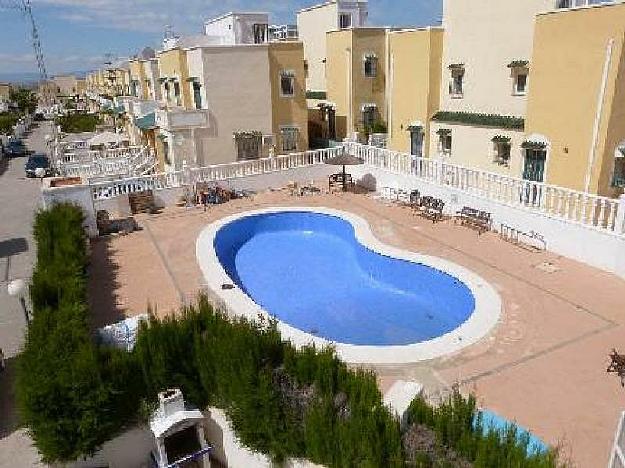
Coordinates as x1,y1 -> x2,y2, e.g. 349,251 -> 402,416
526,2 -> 625,196
326,27 -> 388,141
387,28 -> 443,156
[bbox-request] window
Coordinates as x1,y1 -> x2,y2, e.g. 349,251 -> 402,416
612,144 -> 625,187
280,71 -> 295,97
164,82 -> 171,102
362,105 -> 376,130
492,137 -> 511,166
192,82 -> 202,109
515,73 -> 528,95
253,24 -> 268,44
339,13 -> 352,29
281,127 -> 299,152
364,54 -> 378,78
173,81 -> 181,106
449,67 -> 464,97
437,129 -> 452,156
235,132 -> 262,160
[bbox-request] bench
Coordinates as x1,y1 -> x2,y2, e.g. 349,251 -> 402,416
414,196 -> 445,222
456,206 -> 492,234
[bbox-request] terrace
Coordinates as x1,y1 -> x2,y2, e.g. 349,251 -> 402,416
43,143 -> 625,466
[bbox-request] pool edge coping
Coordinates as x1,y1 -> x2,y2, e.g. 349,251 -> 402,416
196,206 -> 502,364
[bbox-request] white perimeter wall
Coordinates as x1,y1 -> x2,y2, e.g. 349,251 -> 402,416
351,165 -> 625,280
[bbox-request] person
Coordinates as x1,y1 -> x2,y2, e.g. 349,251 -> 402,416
0,347 -> 5,373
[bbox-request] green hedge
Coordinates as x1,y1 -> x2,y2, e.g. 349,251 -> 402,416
16,205 -> 560,467
134,300 -> 403,466
16,204 -> 142,463
56,113 -> 100,133
432,111 -> 525,130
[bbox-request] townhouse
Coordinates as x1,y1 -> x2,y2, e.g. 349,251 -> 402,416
117,12 -> 309,171
297,0 -> 369,94
525,1 -> 625,196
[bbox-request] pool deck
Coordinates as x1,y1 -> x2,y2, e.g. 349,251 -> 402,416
88,187 -> 625,467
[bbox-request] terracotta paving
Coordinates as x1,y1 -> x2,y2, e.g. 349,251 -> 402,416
88,188 -> 625,467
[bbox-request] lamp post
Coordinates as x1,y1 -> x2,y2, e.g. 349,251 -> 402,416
7,279 -> 30,325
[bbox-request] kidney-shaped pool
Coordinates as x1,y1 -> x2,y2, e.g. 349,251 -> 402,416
198,208 -> 501,363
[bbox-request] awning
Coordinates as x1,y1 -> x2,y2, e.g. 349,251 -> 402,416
522,133 -> 549,149
406,121 -> 424,131
492,135 -> 511,143
448,63 -> 465,70
508,60 -> 529,69
135,112 -> 156,130
436,128 -> 451,136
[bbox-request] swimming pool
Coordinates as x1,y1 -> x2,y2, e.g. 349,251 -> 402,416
197,208 -> 501,363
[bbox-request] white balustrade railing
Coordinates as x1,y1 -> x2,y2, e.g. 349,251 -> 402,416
345,142 -> 624,236
59,146 -> 150,178
90,146 -> 343,201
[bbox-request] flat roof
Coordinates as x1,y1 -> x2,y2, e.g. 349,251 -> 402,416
204,11 -> 269,25
537,0 -> 625,16
298,0 -> 367,14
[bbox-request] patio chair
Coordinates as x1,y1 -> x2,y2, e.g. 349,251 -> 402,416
455,206 -> 492,234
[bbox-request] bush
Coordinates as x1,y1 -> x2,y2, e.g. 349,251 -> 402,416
15,204 -> 142,463
56,113 -> 100,133
133,299 -> 403,466
0,112 -> 20,135
405,391 -> 560,467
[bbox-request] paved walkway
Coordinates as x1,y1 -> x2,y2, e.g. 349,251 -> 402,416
0,122 -> 50,467
88,189 -> 625,467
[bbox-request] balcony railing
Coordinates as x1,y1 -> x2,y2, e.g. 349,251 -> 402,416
155,108 -> 209,130
90,146 -> 343,201
345,142 -> 624,235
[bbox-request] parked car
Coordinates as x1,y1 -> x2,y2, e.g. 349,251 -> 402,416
25,154 -> 51,178
5,139 -> 27,158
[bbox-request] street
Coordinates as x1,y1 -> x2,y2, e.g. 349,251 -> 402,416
0,121 -> 51,467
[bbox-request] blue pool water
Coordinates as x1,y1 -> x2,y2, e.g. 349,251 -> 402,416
214,212 -> 476,346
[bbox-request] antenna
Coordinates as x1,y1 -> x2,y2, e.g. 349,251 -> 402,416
1,0 -> 52,106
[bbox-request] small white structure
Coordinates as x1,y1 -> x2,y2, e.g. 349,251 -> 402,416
204,12 -> 270,45
150,389 -> 211,468
383,380 -> 424,425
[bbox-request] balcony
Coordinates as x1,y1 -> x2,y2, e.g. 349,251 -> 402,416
155,108 -> 209,131
131,99 -> 159,118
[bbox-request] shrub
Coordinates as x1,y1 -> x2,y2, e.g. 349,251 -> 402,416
405,391 -> 560,467
0,112 -> 20,135
15,204 -> 141,463
56,113 -> 100,133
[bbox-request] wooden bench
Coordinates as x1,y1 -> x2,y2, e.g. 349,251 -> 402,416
414,196 -> 445,222
456,206 -> 492,234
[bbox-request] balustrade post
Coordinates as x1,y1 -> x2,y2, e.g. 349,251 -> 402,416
615,194 -> 625,235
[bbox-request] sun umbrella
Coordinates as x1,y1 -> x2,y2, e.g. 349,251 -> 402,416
325,152 -> 364,191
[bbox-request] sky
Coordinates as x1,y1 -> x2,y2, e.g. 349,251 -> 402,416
0,0 -> 442,77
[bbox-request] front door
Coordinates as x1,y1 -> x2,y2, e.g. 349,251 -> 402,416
523,149 -> 546,182
328,108 -> 336,141
410,129 -> 424,157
